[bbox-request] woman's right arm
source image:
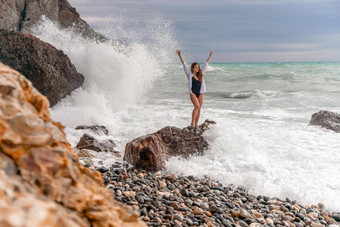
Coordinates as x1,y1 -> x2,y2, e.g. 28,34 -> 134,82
177,49 -> 190,77
176,49 -> 185,64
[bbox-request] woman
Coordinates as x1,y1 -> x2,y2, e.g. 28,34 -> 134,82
176,49 -> 213,127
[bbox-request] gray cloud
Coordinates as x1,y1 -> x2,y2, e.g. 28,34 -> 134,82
69,0 -> 340,62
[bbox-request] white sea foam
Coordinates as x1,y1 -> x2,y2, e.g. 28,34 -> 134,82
166,116 -> 340,211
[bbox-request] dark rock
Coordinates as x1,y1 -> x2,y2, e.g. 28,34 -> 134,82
97,167 -> 108,173
124,119 -> 216,171
75,125 -> 109,135
332,212 -> 340,222
309,110 -> 340,133
180,189 -> 189,197
167,183 -> 175,190
76,133 -> 118,153
209,205 -> 223,214
263,196 -> 270,202
0,29 -> 84,106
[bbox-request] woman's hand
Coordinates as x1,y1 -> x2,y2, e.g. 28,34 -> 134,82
176,49 -> 181,55
210,51 -> 213,56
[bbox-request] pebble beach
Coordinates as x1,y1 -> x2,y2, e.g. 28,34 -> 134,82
97,164 -> 340,227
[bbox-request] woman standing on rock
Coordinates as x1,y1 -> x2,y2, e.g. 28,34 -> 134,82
176,49 -> 213,127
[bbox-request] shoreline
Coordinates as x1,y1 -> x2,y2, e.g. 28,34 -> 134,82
98,164 -> 340,227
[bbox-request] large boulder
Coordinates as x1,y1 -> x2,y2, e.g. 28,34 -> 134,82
0,29 -> 84,106
0,62 -> 146,226
309,110 -> 340,133
124,120 -> 216,171
0,0 -> 106,41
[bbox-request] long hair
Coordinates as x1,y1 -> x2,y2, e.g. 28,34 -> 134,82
191,62 -> 203,83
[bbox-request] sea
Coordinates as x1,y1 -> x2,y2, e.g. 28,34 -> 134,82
31,17 -> 340,211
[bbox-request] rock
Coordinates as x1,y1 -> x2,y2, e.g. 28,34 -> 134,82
183,218 -> 193,226
78,149 -> 95,158
123,191 -> 136,197
192,207 -> 204,215
155,121 -> 212,158
76,133 -> 118,153
75,125 -> 109,135
209,205 -> 223,214
0,0 -> 106,41
0,29 -> 84,106
308,212 -> 319,219
231,210 -> 241,218
331,212 -> 340,222
159,181 -> 167,188
124,134 -> 169,171
310,223 -> 325,227
240,209 -> 251,219
174,214 -> 183,222
0,63 -> 145,226
154,217 -> 162,223
309,110 -> 340,133
124,120 -> 216,171
239,220 -> 249,227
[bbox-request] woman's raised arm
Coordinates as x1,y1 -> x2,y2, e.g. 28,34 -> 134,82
206,51 -> 213,63
176,49 -> 185,64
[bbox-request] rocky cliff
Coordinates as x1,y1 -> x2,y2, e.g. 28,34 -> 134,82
0,62 -> 145,226
0,0 -> 106,41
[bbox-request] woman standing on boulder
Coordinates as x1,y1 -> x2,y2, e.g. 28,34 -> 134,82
176,49 -> 213,127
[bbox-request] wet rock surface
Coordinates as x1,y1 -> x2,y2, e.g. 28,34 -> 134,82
124,120 -> 216,171
0,29 -> 84,106
102,165 -> 340,227
309,110 -> 340,133
0,63 -> 145,227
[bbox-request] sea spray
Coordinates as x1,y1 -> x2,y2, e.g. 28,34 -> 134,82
31,15 -> 179,130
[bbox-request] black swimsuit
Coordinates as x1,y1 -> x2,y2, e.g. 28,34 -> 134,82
192,77 -> 201,98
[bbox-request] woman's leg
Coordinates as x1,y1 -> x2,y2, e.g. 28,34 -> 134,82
190,93 -> 200,127
195,94 -> 204,127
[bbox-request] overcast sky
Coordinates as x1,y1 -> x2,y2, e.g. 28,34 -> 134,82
68,0 -> 340,63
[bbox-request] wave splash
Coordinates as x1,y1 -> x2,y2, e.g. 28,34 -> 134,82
31,15 -> 179,128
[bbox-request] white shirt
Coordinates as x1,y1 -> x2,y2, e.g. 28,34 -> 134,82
182,62 -> 208,94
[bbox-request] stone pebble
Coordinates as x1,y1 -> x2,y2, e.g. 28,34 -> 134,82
100,165 -> 340,227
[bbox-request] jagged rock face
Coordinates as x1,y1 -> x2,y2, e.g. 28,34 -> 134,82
309,110 -> 340,133
0,62 -> 146,227
0,29 -> 84,106
0,0 -> 106,41
124,120 -> 216,171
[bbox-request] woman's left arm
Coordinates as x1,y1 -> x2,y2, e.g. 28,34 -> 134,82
202,51 -> 213,73
206,51 -> 213,63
